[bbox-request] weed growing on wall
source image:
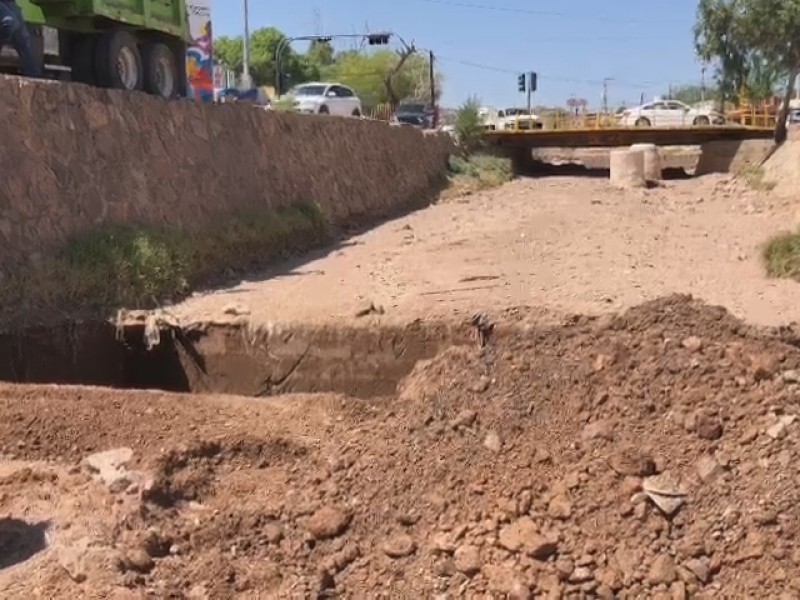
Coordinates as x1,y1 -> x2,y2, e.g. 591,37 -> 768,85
0,203 -> 329,323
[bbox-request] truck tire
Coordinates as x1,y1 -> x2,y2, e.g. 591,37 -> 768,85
141,42 -> 178,98
95,30 -> 143,91
69,35 -> 97,85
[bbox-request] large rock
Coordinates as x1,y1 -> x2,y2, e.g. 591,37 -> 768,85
307,507 -> 351,540
498,517 -> 559,559
84,448 -> 145,492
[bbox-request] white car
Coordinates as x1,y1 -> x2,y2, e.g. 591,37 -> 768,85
617,100 -> 724,127
498,108 -> 542,130
287,82 -> 362,117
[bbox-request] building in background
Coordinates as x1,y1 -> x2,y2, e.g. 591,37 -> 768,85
186,1 -> 214,101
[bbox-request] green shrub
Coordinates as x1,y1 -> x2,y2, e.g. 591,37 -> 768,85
763,229 -> 800,280
454,95 -> 485,153
442,153 -> 513,199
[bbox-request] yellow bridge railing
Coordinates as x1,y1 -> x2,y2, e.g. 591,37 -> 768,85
495,108 -> 776,132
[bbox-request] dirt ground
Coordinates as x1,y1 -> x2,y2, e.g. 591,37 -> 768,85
2,297 -> 800,598
3,171 -> 800,598
173,173 -> 800,328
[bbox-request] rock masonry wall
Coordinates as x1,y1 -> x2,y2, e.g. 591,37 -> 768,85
0,76 -> 453,269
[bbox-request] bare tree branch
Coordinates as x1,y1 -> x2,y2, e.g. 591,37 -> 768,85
383,38 -> 417,110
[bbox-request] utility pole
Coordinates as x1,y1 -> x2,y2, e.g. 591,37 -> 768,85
602,78 -> 613,114
429,50 -> 437,128
701,66 -> 706,102
241,0 -> 252,89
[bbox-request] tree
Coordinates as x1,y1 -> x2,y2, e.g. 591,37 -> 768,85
214,27 -> 317,88
323,50 -> 442,112
454,96 -> 484,153
307,40 -> 335,67
668,84 -> 717,105
694,0 -> 750,108
213,28 -> 446,108
745,55 -> 784,102
695,0 -> 800,142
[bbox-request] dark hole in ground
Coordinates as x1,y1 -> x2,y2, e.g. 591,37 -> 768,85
524,160 -> 610,178
0,518 -> 50,570
520,160 -> 692,180
0,320 -> 467,399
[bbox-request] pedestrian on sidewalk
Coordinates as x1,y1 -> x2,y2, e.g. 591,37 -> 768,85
0,0 -> 41,77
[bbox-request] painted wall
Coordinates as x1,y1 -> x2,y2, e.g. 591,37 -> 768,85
186,0 -> 214,101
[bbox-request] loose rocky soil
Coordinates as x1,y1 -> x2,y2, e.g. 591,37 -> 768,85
2,296 -> 800,598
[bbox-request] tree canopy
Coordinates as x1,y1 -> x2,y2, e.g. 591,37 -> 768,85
668,84 -> 717,105
695,0 -> 800,141
214,27 -> 319,90
213,28 -> 443,112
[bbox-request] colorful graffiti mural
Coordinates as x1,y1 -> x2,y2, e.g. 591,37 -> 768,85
186,1 -> 214,101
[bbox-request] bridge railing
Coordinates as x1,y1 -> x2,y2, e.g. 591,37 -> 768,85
496,109 -> 776,132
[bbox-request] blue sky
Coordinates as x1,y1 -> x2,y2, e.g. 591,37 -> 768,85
212,0 -> 705,109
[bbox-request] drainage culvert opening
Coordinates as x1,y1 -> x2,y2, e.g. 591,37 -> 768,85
0,318 -> 470,398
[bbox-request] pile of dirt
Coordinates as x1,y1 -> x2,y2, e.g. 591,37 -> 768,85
1,295 -> 800,598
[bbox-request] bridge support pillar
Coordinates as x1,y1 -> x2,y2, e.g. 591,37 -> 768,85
610,149 -> 646,188
695,140 -> 774,175
630,143 -> 662,182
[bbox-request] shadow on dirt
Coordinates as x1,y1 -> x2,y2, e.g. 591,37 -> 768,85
0,518 -> 50,570
518,160 -> 693,181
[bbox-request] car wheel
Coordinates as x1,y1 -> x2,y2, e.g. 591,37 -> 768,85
693,116 -> 710,126
634,117 -> 651,127
318,105 -> 329,115
352,108 -> 361,117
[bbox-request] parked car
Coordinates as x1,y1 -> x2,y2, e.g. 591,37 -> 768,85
788,108 -> 800,124
617,100 -> 724,127
393,102 -> 435,128
287,82 -> 362,117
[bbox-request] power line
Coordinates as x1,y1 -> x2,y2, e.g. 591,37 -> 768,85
417,0 -> 676,25
432,54 -> 662,89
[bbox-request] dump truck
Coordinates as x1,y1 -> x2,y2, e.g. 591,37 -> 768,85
2,0 -> 195,98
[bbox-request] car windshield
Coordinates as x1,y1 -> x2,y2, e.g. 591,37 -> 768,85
291,85 -> 326,97
398,103 -> 427,114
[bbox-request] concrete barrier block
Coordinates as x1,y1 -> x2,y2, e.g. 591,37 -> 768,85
610,149 -> 646,188
630,143 -> 662,182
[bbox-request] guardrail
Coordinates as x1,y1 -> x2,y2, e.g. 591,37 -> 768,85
495,109 -> 776,132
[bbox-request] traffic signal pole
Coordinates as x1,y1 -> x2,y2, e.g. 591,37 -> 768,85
527,77 -> 531,116
517,72 -> 538,122
275,32 -> 393,96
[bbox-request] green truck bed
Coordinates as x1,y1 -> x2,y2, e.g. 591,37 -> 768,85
18,0 -> 187,39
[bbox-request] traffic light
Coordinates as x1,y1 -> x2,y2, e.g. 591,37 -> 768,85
530,72 -> 538,93
517,73 -> 526,92
367,32 -> 391,45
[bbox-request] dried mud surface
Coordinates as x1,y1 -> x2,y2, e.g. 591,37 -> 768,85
2,296 -> 800,598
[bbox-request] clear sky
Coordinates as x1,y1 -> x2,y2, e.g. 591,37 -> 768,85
212,0 -> 705,109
